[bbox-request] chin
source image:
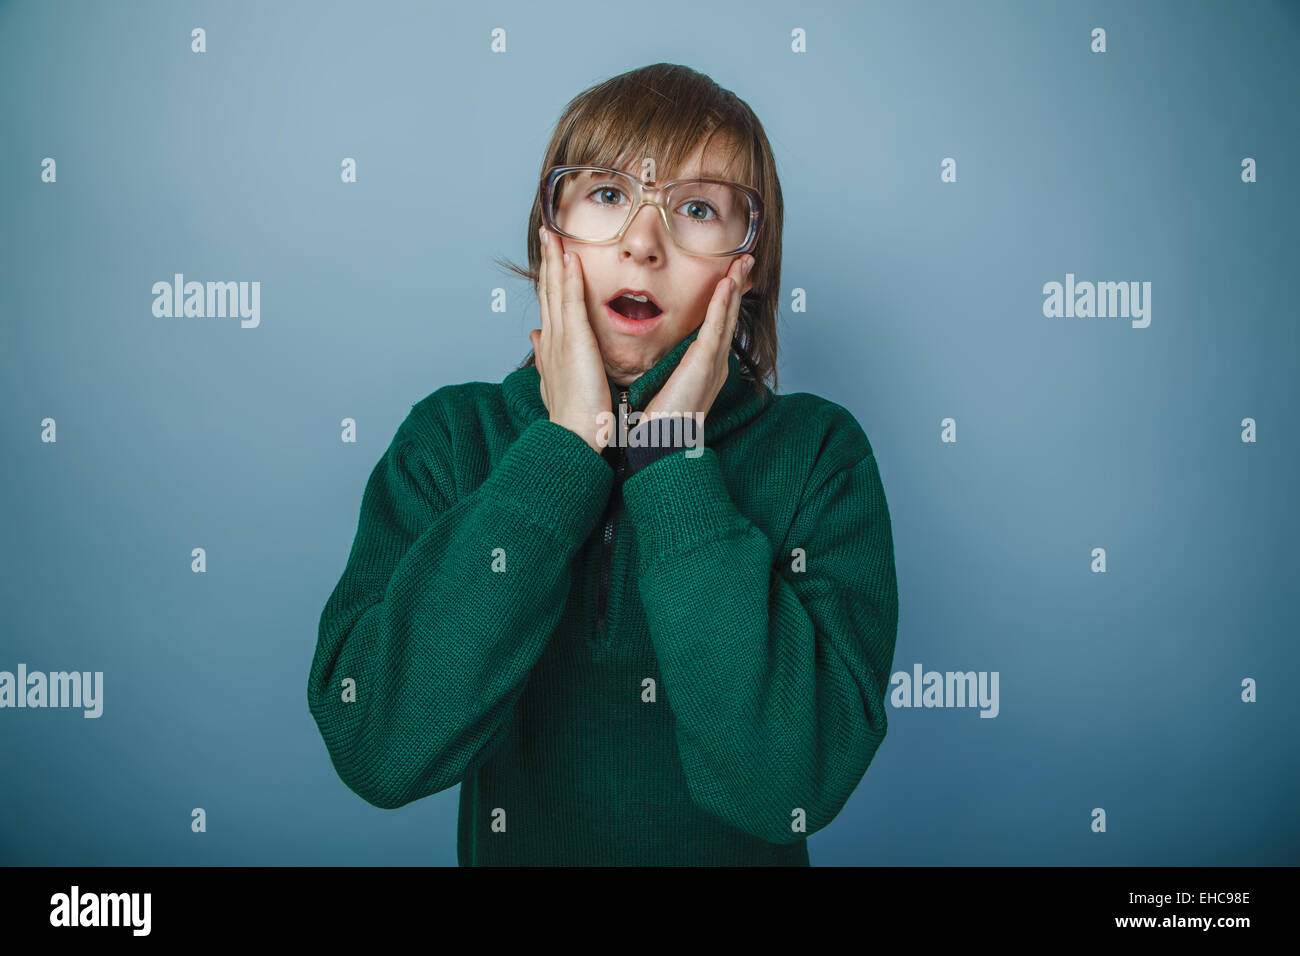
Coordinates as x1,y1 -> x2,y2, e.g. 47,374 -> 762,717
598,342 -> 653,381
599,320 -> 688,372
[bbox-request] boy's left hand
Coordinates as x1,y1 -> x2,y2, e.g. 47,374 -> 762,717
642,254 -> 754,427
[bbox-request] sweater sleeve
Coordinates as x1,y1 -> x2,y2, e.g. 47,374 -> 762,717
619,412 -> 899,845
308,409 -> 613,810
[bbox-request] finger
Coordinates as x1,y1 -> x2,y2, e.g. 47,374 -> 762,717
700,266 -> 740,356
700,260 -> 744,375
725,257 -> 746,346
537,227 -> 551,338
561,246 -> 591,338
529,330 -> 547,405
545,228 -> 566,337
723,274 -> 741,370
723,256 -> 747,329
531,326 -> 547,393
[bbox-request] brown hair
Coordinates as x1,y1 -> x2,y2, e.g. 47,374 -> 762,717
494,62 -> 784,395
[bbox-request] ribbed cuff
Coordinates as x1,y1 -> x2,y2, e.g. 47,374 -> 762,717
479,418 -> 613,543
621,446 -> 750,573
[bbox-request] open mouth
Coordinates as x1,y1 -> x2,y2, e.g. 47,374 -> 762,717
607,291 -> 664,320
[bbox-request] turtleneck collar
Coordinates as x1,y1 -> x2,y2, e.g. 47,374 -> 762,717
503,328 -> 773,446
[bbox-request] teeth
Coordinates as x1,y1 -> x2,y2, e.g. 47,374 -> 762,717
627,293 -> 649,302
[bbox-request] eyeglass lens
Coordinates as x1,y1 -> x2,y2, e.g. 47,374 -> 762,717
549,168 -> 751,255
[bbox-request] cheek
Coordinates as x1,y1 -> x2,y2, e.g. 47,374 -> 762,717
561,241 -> 595,278
689,269 -> 728,308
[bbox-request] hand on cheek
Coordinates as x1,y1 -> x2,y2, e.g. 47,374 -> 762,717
529,228 -> 612,454
641,254 -> 754,426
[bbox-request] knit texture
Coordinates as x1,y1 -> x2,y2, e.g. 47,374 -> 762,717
308,328 -> 900,866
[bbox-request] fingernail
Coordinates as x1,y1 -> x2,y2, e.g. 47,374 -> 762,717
563,252 -> 570,265
729,278 -> 736,291
743,256 -> 754,275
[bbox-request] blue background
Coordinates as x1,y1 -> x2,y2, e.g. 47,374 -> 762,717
2,0 -> 1297,865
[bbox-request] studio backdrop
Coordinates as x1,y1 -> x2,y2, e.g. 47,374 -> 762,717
1,0 -> 1296,865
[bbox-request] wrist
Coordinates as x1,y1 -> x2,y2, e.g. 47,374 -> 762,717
550,415 -> 605,455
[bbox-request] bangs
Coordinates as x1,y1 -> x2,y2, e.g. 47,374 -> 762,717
552,69 -> 756,188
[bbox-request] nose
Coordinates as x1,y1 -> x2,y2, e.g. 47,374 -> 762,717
621,200 -> 667,259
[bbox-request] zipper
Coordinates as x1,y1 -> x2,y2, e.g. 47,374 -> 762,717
595,387 -> 630,638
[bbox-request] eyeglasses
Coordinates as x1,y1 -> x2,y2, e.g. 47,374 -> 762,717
540,165 -> 763,257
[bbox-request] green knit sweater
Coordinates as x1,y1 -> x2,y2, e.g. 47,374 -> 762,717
308,328 -> 900,866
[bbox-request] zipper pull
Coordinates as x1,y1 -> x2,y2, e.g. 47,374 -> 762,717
616,389 -> 630,476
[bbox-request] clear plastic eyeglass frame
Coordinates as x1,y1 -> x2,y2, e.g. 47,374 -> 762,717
540,165 -> 764,257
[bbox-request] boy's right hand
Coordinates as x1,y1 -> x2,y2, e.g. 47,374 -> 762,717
530,226 -> 612,456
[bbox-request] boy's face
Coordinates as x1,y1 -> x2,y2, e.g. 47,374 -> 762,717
557,138 -> 756,388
